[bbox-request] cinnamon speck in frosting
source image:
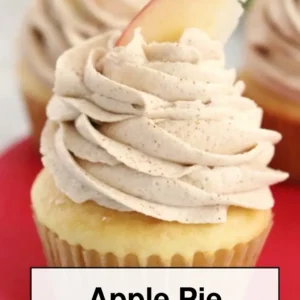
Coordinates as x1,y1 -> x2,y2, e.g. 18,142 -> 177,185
41,28 -> 288,224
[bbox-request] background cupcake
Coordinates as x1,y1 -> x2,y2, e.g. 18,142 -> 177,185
244,0 -> 253,9
17,0 -> 148,143
32,0 -> 287,267
240,0 -> 300,181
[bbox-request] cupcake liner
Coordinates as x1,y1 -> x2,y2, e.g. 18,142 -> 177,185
23,93 -> 47,145
240,71 -> 300,182
35,218 -> 272,267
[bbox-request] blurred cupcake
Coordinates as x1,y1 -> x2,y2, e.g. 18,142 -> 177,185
244,0 -> 253,9
240,0 -> 300,181
17,0 -> 148,143
31,24 -> 288,267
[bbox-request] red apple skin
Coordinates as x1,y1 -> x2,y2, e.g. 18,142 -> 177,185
115,0 -> 160,46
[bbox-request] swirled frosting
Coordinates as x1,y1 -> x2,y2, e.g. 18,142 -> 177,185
245,0 -> 300,100
41,28 -> 288,224
20,0 -> 147,87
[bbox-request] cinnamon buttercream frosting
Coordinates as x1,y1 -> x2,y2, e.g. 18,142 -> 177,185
20,0 -> 147,87
41,28 -> 288,224
245,0 -> 300,100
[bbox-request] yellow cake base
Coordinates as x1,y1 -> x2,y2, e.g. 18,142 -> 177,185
35,220 -> 271,267
17,61 -> 52,144
32,169 -> 273,267
240,71 -> 300,182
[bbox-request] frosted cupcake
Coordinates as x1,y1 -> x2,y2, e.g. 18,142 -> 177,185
240,0 -> 300,181
17,0 -> 148,143
32,0 -> 288,267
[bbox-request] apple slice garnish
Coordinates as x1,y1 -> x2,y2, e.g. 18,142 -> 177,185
116,0 -> 245,46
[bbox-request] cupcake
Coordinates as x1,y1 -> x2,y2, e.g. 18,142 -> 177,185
240,0 -> 300,181
17,0 -> 148,143
244,0 -> 253,9
31,0 -> 288,267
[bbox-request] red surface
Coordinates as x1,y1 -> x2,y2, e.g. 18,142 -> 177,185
0,138 -> 299,299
